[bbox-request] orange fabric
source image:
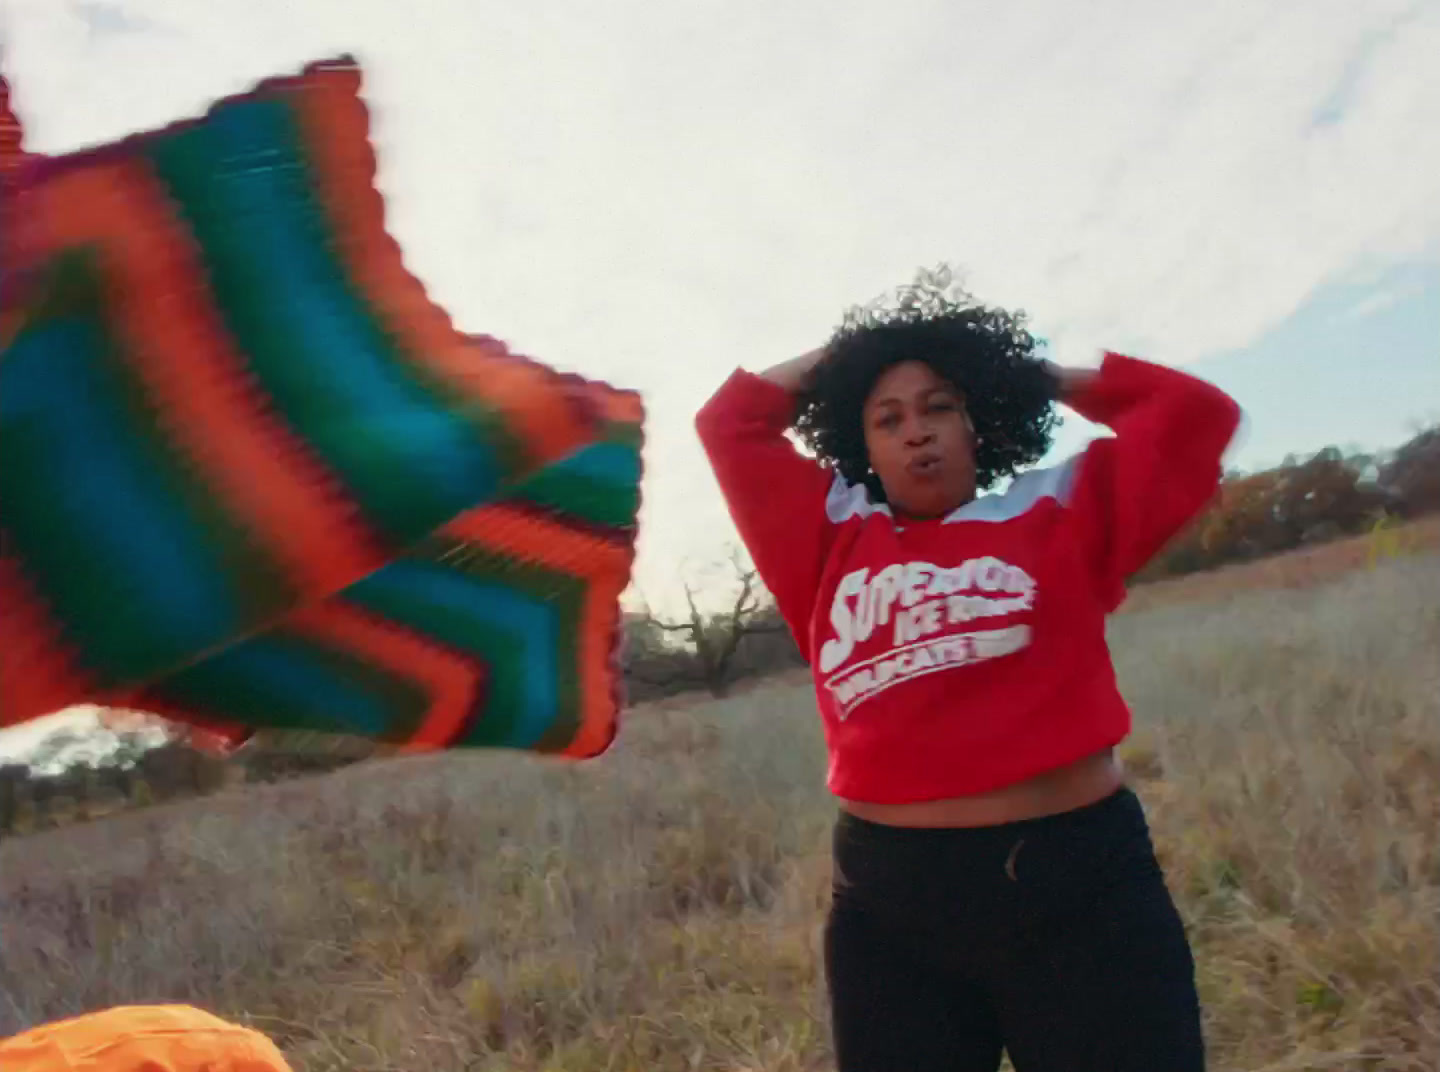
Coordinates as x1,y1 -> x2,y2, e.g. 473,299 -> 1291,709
0,1005 -> 293,1072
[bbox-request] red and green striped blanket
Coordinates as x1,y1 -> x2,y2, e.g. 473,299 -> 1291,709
0,56 -> 644,758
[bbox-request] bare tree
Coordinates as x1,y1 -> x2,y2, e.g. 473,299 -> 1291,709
640,547 -> 790,697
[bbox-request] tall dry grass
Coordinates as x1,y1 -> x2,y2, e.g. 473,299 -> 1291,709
2,554 -> 1437,1071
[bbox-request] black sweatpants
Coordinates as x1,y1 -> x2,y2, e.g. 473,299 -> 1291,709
824,787 -> 1205,1072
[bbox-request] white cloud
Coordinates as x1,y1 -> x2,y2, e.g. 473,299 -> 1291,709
0,708 -> 100,764
3,0 -> 1436,611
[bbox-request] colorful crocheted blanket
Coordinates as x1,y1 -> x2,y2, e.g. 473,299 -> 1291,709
0,57 -> 644,757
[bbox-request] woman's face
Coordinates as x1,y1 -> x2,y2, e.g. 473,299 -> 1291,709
862,360 -> 977,520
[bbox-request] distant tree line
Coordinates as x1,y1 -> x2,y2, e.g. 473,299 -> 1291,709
3,424 -> 1435,838
0,729 -> 373,838
1133,424 -> 1439,581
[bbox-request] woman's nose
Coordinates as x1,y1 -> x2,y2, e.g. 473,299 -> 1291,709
904,420 -> 933,446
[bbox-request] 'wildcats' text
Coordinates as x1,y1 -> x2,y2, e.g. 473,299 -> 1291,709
824,625 -> 1032,717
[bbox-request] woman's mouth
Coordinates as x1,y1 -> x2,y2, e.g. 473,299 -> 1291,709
907,453 -> 943,479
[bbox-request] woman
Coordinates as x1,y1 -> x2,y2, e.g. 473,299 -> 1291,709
694,273 -> 1241,1072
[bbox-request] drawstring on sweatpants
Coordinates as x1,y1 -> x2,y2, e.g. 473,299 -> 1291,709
1004,838 -> 1025,881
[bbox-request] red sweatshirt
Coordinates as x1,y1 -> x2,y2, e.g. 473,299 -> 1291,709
695,352 -> 1242,804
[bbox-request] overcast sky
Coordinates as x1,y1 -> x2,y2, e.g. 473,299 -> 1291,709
1,0 -> 1437,753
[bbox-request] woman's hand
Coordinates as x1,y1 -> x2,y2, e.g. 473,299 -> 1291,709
1041,360 -> 1098,404
758,346 -> 829,394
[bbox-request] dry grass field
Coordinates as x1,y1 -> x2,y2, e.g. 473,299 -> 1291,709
1118,515 -> 1440,615
2,545 -> 1437,1071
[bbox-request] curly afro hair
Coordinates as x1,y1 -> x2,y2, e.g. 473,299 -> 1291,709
793,266 -> 1062,500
